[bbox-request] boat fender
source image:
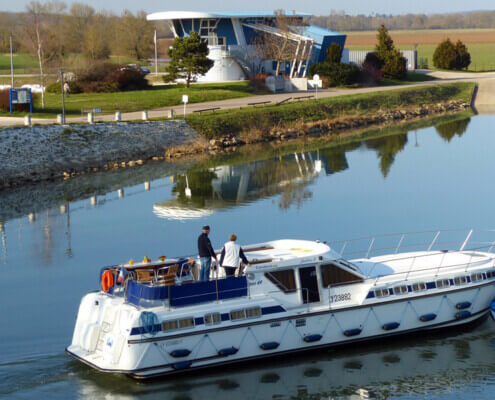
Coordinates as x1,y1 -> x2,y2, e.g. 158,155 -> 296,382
456,302 -> 471,310
172,360 -> 192,370
169,349 -> 191,358
455,310 -> 471,320
382,322 -> 400,331
419,313 -> 437,322
344,328 -> 362,337
218,347 -> 238,357
303,334 -> 322,343
140,312 -> 159,336
260,342 -> 279,350
101,270 -> 114,293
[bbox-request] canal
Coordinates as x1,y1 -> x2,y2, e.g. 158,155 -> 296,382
1,112 -> 495,399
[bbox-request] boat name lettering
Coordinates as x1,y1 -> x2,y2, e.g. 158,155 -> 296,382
329,293 -> 351,303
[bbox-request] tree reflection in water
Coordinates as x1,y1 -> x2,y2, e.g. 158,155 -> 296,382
365,133 -> 409,178
435,118 -> 471,142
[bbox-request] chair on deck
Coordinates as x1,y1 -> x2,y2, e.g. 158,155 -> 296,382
134,269 -> 155,284
156,264 -> 179,286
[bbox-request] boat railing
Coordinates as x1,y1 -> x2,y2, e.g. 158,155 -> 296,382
366,251 -> 495,287
329,228 -> 495,263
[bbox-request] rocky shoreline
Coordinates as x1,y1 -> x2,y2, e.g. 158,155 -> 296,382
0,100 -> 470,191
0,120 -> 202,190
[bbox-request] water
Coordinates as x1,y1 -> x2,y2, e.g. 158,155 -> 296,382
2,112 -> 495,399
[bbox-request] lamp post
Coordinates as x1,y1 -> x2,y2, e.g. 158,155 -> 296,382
10,35 -> 14,88
59,69 -> 65,125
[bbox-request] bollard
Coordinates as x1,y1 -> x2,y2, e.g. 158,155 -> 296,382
168,109 -> 174,119
90,196 -> 97,206
28,212 -> 35,223
115,111 -> 122,122
24,115 -> 31,126
57,114 -> 64,125
87,112 -> 94,124
118,189 -> 124,198
142,111 -> 149,121
144,181 -> 150,191
60,204 -> 66,214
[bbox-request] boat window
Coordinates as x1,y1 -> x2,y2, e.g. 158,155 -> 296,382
436,279 -> 450,288
178,318 -> 194,329
393,285 -> 408,295
230,309 -> 246,321
264,270 -> 296,293
412,282 -> 427,292
374,288 -> 390,297
245,307 -> 261,319
205,313 -> 221,325
320,263 -> 363,288
471,273 -> 483,282
162,320 -> 178,332
454,276 -> 468,285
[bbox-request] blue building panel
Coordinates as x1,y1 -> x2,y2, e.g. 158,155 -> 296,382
217,19 -> 238,45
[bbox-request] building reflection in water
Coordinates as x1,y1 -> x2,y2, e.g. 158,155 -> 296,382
153,151 -> 348,221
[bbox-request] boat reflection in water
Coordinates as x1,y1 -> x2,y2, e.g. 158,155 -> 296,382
153,151 -> 347,220
72,321 -> 495,400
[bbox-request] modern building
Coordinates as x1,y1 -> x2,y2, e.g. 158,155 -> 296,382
146,11 -> 346,82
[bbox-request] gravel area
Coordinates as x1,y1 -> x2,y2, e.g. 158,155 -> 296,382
0,120 -> 202,190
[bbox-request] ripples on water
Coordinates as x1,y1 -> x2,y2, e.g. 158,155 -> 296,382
1,112 -> 495,399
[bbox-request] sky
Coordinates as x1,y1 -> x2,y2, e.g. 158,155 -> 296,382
1,0 -> 494,16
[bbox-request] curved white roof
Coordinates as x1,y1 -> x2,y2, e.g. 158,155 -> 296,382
147,11 -> 311,21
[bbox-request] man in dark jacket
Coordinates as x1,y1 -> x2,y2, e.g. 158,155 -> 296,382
197,225 -> 217,281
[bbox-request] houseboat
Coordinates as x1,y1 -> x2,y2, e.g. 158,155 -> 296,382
66,231 -> 495,379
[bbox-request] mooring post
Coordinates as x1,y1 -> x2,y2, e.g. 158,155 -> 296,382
87,112 -> 94,124
115,111 -> 121,122
24,115 -> 31,126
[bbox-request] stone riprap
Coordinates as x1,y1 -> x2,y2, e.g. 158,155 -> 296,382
0,120 -> 202,190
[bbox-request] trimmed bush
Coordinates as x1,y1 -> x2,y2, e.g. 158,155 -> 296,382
309,62 -> 360,87
326,43 -> 343,64
433,39 -> 458,70
382,50 -> 407,80
433,39 -> 470,70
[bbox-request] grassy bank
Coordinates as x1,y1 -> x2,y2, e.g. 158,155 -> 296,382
187,82 -> 476,138
0,81 -> 261,118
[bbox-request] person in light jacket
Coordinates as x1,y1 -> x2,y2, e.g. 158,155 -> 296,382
219,234 -> 250,277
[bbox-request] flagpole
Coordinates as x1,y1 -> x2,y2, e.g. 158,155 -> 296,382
154,29 -> 158,76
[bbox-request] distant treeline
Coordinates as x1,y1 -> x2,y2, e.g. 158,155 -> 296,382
0,3 -> 170,58
310,10 -> 495,31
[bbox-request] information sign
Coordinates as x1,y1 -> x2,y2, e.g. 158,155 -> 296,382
9,88 -> 33,114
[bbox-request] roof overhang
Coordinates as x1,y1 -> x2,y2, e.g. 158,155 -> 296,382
147,11 -> 312,21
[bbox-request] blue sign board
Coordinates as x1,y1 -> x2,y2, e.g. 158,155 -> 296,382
9,88 -> 33,114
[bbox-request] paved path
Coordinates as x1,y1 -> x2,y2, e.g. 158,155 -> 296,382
2,70 -> 495,127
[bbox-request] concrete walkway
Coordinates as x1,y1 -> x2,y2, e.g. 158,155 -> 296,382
2,70 -> 495,127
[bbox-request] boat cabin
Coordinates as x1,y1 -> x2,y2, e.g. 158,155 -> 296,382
102,240 -> 366,309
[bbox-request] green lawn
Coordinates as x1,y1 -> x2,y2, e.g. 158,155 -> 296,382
381,71 -> 436,85
0,53 -> 40,75
0,81 -> 261,118
347,44 -> 495,71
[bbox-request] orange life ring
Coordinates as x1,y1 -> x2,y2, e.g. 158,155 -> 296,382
101,270 -> 114,293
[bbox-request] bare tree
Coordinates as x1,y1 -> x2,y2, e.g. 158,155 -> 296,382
259,10 -> 305,76
118,10 -> 154,60
23,1 -> 64,108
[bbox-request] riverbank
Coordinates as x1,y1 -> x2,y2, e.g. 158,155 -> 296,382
0,82 -> 477,191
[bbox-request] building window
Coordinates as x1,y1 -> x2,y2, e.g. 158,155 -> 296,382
412,282 -> 427,292
245,307 -> 261,319
374,288 -> 390,298
320,263 -> 363,288
265,270 -> 296,293
205,313 -> 221,325
436,279 -> 450,288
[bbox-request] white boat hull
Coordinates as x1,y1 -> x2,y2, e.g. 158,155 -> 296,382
67,281 -> 494,379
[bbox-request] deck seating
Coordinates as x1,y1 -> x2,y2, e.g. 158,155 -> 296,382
134,269 -> 155,284
156,264 -> 179,286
